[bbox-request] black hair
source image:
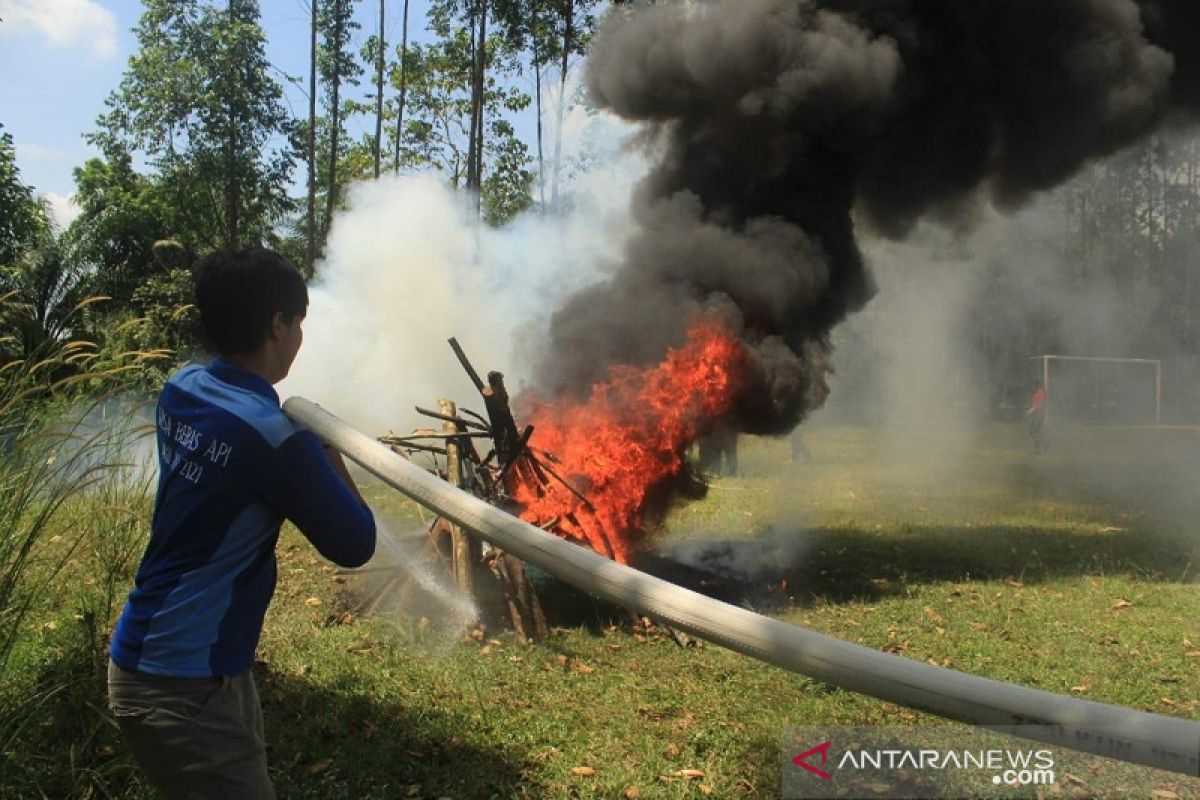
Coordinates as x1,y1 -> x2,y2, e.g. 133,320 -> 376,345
192,247 -> 308,356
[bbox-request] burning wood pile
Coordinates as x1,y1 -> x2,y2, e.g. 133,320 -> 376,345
375,318 -> 751,642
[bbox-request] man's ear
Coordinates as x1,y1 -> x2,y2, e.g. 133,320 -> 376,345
270,311 -> 287,340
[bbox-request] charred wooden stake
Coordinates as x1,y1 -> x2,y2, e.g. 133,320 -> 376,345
440,398 -> 479,611
448,337 -> 486,392
494,553 -> 549,643
482,371 -> 522,466
496,424 -> 536,484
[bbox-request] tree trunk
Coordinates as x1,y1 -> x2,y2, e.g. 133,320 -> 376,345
373,0 -> 385,179
466,5 -> 478,191
306,0 -> 318,269
324,1 -> 344,235
473,0 -> 488,216
225,0 -> 241,248
550,0 -> 572,208
466,0 -> 488,203
393,0 -> 410,173
531,15 -> 545,209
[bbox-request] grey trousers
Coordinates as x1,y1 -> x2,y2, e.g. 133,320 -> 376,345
107,660 -> 275,799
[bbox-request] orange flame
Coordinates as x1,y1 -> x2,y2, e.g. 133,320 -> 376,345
513,317 -> 749,563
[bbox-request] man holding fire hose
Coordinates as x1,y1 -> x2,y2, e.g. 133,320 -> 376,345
107,248 -> 377,798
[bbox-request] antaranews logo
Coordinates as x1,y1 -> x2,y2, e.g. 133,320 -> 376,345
788,738 -> 1057,791
784,725 -> 1182,800
791,741 -> 833,780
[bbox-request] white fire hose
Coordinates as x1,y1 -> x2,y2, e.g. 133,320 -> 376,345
284,396 -> 1200,777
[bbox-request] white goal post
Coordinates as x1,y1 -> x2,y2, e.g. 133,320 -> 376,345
1032,355 -> 1162,425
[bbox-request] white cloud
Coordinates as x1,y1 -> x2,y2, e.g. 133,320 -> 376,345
14,142 -> 74,164
0,0 -> 119,59
42,191 -> 81,230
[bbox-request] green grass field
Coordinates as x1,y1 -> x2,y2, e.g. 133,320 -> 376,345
4,423 -> 1199,798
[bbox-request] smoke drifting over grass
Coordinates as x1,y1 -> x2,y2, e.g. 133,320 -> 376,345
532,0 -> 1200,437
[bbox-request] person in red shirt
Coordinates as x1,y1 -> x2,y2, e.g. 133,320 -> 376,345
1027,384 -> 1048,453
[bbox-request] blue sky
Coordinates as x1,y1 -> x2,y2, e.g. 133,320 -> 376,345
0,0 -> 435,209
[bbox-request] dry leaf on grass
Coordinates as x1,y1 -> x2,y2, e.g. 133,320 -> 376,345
308,759 -> 332,775
1111,598 -> 1133,611
304,597 -> 322,607
1152,789 -> 1181,799
672,769 -> 706,779
570,766 -> 596,777
623,787 -> 641,799
1005,577 -> 1025,588
923,607 -> 945,624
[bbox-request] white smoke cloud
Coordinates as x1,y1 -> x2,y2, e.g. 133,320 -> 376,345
0,0 -> 119,59
279,129 -> 648,437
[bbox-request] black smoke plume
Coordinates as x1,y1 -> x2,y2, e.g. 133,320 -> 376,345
533,0 -> 1200,435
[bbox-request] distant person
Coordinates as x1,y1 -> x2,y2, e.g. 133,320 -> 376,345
1027,383 -> 1048,453
790,429 -> 811,462
108,248 -> 376,799
698,421 -> 739,476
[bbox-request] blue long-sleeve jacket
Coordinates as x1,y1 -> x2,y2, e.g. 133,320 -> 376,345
110,359 -> 376,677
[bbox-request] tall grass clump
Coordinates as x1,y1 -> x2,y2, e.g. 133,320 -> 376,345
0,291 -> 165,796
